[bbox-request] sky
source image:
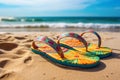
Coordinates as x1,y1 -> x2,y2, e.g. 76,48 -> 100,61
0,0 -> 120,17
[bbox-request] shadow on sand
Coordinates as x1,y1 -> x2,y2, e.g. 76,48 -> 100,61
60,62 -> 106,72
102,48 -> 120,60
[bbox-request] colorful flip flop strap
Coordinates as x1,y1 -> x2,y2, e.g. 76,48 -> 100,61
81,30 -> 102,48
32,36 -> 64,58
57,32 -> 88,51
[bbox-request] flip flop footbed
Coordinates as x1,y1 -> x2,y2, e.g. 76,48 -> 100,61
32,43 -> 99,65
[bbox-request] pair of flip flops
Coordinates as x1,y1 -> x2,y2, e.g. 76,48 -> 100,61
31,30 -> 112,68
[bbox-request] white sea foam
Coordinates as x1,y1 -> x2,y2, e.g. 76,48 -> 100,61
0,17 -> 15,20
0,22 -> 120,28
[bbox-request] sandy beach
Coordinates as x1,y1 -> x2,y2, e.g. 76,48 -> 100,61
0,31 -> 120,80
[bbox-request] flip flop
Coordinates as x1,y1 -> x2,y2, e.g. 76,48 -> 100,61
31,36 -> 100,68
57,31 -> 112,58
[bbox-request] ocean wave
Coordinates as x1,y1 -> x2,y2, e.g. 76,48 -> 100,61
0,17 -> 120,23
0,17 -> 43,22
0,17 -> 15,22
0,22 -> 120,29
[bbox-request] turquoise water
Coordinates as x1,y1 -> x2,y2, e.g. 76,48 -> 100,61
1,17 -> 120,23
0,17 -> 120,29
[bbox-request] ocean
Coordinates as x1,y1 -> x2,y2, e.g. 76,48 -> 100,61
0,17 -> 120,32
